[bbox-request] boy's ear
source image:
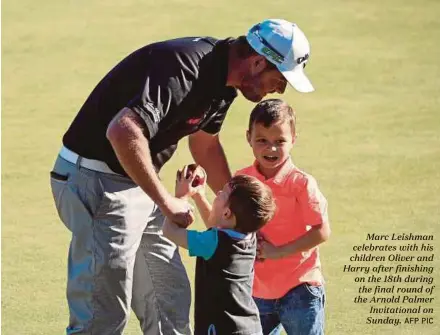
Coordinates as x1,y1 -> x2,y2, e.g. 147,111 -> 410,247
222,207 -> 233,220
292,134 -> 297,145
246,130 -> 251,145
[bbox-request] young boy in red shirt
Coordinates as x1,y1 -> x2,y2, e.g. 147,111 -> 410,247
236,99 -> 331,335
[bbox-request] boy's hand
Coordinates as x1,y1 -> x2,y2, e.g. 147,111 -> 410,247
175,164 -> 207,199
257,237 -> 282,260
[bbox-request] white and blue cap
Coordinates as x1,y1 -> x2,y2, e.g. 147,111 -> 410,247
246,19 -> 314,93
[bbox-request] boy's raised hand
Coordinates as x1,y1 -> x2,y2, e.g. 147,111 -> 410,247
175,164 -> 207,199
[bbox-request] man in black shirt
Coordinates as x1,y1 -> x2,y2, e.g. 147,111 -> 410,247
50,19 -> 313,334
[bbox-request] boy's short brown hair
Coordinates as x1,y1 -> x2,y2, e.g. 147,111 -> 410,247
227,175 -> 276,234
248,98 -> 296,135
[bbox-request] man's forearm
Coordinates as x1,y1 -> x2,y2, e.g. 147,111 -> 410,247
107,108 -> 171,207
192,193 -> 213,228
200,140 -> 231,193
189,132 -> 231,193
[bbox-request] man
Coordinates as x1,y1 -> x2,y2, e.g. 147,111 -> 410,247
49,19 -> 314,335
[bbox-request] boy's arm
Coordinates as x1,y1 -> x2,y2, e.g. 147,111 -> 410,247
163,218 -> 219,260
258,175 -> 330,260
260,222 -> 330,259
192,193 -> 213,228
163,218 -> 188,249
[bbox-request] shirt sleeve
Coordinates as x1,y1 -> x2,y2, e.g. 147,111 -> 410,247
297,175 -> 329,227
187,229 -> 219,260
127,50 -> 197,139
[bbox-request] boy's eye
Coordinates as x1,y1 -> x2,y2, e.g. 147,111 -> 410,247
257,139 -> 266,143
276,140 -> 286,144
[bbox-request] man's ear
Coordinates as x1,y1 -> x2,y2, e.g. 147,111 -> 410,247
251,55 -> 267,74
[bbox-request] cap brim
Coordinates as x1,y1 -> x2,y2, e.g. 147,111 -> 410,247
279,66 -> 314,93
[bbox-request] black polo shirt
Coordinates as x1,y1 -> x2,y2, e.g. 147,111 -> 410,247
63,37 -> 237,175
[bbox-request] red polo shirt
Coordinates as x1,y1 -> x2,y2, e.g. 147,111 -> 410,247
236,158 -> 329,299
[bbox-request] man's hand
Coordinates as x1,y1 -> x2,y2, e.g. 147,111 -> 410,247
161,196 -> 195,228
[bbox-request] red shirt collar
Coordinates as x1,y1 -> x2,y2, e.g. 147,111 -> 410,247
250,157 -> 295,186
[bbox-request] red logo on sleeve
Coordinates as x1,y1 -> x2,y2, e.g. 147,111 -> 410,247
187,117 -> 203,125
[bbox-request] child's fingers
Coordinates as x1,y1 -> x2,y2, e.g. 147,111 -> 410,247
257,231 -> 267,242
176,169 -> 182,181
194,184 -> 206,192
182,165 -> 189,180
196,165 -> 207,178
256,250 -> 265,261
188,171 -> 197,183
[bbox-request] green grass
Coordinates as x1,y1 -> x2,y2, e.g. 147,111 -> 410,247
2,0 -> 440,334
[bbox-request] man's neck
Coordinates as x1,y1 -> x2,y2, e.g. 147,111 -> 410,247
226,43 -> 243,88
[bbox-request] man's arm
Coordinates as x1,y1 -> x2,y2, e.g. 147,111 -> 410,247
188,130 -> 231,193
106,107 -> 192,225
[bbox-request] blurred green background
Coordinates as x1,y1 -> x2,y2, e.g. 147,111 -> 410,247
2,0 -> 440,334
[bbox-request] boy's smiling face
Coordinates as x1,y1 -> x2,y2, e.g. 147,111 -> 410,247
247,120 -> 295,178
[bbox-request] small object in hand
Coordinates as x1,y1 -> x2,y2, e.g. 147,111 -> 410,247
185,164 -> 205,187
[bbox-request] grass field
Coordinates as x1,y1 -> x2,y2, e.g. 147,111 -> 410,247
2,0 -> 440,334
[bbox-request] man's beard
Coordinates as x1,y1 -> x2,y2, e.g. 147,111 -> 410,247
239,76 -> 263,102
240,88 -> 262,102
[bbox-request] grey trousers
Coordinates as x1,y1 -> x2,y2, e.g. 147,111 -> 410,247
50,155 -> 192,335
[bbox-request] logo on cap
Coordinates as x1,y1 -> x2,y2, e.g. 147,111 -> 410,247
261,46 -> 284,64
296,53 -> 309,65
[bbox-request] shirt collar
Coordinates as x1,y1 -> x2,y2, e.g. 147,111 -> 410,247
207,38 -> 238,97
250,157 -> 295,186
217,228 -> 253,240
